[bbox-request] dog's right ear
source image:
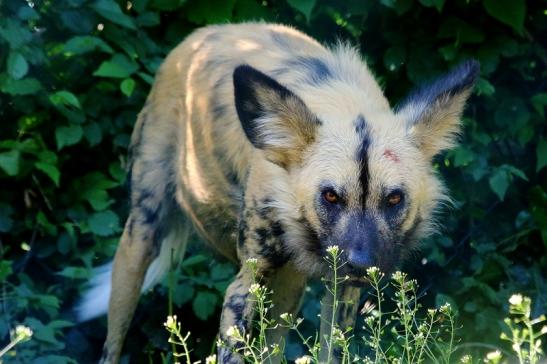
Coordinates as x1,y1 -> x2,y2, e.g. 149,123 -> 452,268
233,65 -> 321,169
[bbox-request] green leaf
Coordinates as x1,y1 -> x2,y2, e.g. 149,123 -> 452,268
35,162 -> 61,186
0,74 -> 42,95
37,211 -> 58,236
181,254 -> 209,268
150,0 -> 186,11
502,164 -> 528,181
93,54 -> 139,78
0,19 -> 32,48
380,0 -> 413,15
453,147 -> 474,167
55,125 -> 83,150
186,0 -> 235,24
83,188 -> 114,211
173,283 -> 194,306
26,318 -> 58,345
49,90 -> 81,109
7,51 -> 29,80
475,77 -> 495,96
64,35 -> 114,55
287,0 -> 317,20
0,150 -> 21,176
57,232 -> 73,255
57,266 -> 90,279
489,168 -> 510,201
18,6 -> 39,21
0,260 -> 12,281
84,122 -> 103,146
38,150 -> 58,164
211,263 -> 234,281
438,17 -> 485,44
120,78 -> 135,97
192,291 -> 218,320
537,139 -> 547,172
87,210 -> 121,236
81,172 -> 119,190
91,0 -> 137,30
0,203 -> 14,232
419,0 -> 444,12
137,71 -> 154,85
483,0 -> 525,34
136,12 -> 161,27
531,93 -> 547,117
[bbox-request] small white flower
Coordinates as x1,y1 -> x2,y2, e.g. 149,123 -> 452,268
366,266 -> 380,276
14,325 -> 33,342
245,258 -> 258,269
391,271 -> 405,282
226,325 -> 240,339
164,315 -> 177,330
509,294 -> 523,306
205,354 -> 217,364
249,283 -> 262,295
485,350 -> 502,360
326,245 -> 339,255
295,355 -> 312,364
439,303 -> 452,314
460,355 -> 472,364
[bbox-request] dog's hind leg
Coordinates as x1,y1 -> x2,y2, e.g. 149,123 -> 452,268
100,201 -> 190,363
99,107 -> 189,363
99,213 -> 154,364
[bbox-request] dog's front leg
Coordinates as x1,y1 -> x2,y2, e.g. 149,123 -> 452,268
318,284 -> 362,363
218,264 -> 262,364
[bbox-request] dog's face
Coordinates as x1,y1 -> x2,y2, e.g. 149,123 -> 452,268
234,61 -> 479,277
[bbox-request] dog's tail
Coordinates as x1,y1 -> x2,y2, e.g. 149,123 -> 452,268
75,221 -> 189,322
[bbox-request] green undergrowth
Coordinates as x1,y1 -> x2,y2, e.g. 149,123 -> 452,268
163,248 -> 546,364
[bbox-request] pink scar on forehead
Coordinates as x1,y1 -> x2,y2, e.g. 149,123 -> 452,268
383,149 -> 400,163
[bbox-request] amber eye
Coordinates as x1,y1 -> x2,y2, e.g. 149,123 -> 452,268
387,192 -> 403,207
323,190 -> 339,204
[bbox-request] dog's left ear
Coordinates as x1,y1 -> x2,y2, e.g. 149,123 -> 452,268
398,60 -> 480,159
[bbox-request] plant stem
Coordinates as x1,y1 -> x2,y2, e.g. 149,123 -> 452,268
327,252 -> 339,364
0,336 -> 23,358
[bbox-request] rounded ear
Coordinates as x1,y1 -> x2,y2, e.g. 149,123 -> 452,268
397,60 -> 480,159
233,65 -> 321,169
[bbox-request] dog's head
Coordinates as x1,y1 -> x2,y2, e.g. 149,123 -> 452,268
233,59 -> 479,277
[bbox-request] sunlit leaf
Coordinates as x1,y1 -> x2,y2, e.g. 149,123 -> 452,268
91,0 -> 137,30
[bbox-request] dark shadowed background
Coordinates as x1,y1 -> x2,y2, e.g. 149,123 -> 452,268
0,0 -> 545,362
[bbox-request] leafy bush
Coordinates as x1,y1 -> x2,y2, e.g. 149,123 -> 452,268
0,0 -> 544,362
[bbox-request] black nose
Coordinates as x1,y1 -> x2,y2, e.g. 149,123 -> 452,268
345,249 -> 373,275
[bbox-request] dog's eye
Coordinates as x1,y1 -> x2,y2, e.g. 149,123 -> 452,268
387,192 -> 403,207
323,190 -> 339,204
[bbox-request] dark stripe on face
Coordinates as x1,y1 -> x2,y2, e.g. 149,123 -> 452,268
355,114 -> 371,204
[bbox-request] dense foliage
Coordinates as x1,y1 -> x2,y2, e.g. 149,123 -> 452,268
0,0 -> 545,362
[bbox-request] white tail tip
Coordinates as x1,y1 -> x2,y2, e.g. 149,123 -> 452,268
75,262 -> 113,322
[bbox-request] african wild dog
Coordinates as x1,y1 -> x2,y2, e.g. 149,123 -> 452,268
77,23 -> 479,363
